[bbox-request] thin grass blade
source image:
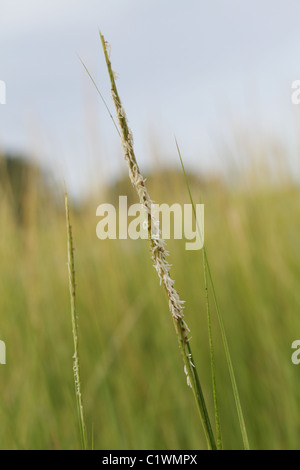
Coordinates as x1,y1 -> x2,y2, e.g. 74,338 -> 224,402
176,138 -> 249,450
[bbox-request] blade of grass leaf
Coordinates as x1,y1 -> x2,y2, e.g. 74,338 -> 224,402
174,138 -> 222,449
176,137 -> 250,450
78,54 -> 120,137
203,256 -> 223,450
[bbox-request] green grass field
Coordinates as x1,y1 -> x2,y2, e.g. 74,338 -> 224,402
0,150 -> 299,449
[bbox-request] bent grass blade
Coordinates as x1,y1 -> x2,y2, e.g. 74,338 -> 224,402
176,139 -> 250,450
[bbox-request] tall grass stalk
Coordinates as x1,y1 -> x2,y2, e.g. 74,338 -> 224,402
65,189 -> 88,450
99,32 -> 216,450
176,140 -> 250,450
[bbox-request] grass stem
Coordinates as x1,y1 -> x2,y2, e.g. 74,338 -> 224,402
99,32 -> 217,450
65,189 -> 88,450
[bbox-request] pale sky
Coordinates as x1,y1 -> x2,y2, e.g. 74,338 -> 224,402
1,0 -> 300,197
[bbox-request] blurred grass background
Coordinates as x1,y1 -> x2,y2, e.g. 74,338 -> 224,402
0,133 -> 300,450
